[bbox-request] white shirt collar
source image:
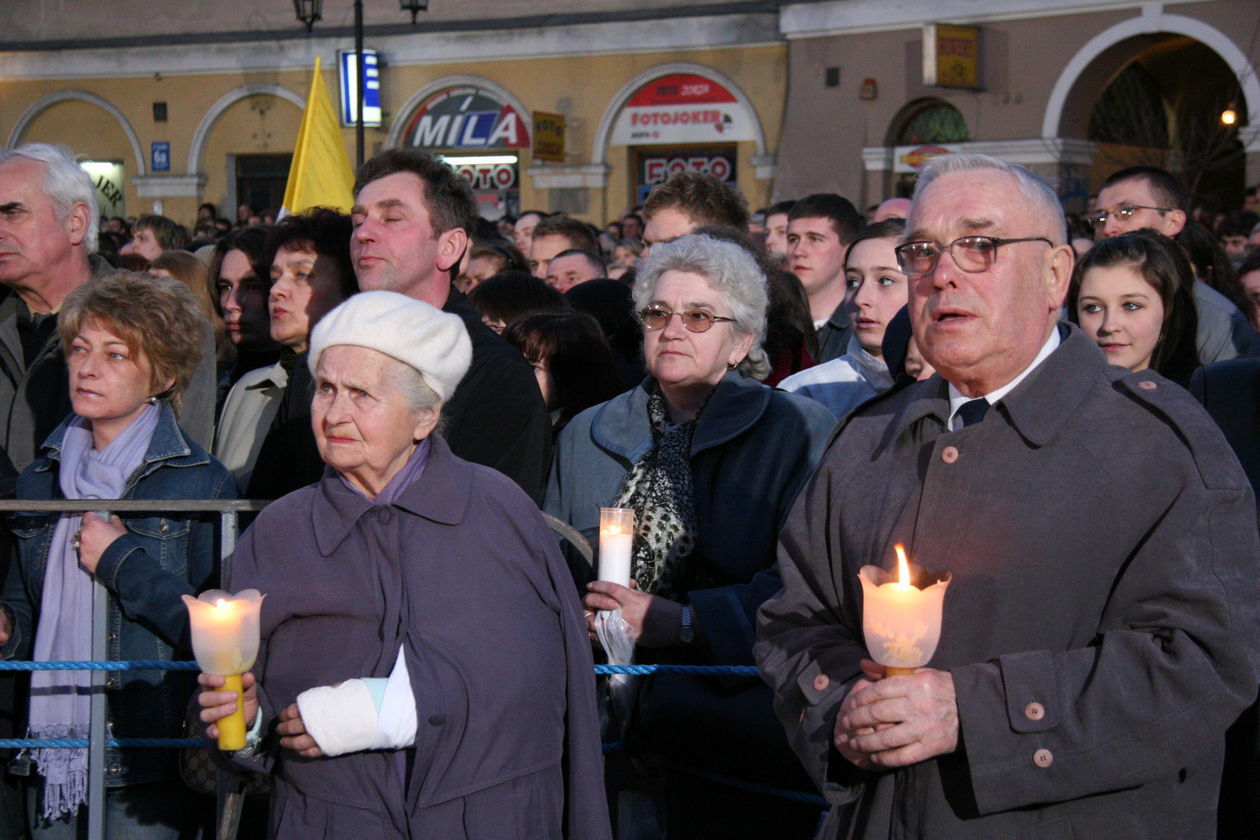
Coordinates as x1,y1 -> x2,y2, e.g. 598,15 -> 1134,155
947,327 -> 1061,430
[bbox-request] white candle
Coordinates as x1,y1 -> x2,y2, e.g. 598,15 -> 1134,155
182,589 -> 265,676
598,507 -> 635,587
858,545 -> 950,672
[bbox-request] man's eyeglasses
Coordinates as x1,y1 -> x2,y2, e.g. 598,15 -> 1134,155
1084,204 -> 1171,228
638,305 -> 736,333
894,236 -> 1054,276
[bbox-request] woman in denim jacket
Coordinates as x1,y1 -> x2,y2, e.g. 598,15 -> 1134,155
0,271 -> 236,838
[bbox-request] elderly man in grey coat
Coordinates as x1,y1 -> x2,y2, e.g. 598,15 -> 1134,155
755,153 -> 1260,839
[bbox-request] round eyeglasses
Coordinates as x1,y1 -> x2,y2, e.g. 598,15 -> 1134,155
1083,204 -> 1171,228
638,305 -> 736,333
894,236 -> 1053,276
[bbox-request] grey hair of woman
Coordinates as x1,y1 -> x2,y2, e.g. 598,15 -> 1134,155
385,355 -> 446,436
634,233 -> 771,380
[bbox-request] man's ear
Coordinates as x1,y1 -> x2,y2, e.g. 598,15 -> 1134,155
66,201 -> 91,248
1163,208 -> 1187,237
435,228 -> 469,272
1045,244 -> 1074,310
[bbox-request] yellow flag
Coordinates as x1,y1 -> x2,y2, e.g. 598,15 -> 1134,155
281,56 -> 355,216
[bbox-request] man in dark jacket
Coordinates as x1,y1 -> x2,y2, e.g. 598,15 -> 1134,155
755,153 -> 1260,839
0,143 -> 215,475
349,149 -> 550,503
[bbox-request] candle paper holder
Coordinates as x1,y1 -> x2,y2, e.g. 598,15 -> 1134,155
858,546 -> 950,676
597,507 -> 635,587
182,589 -> 265,750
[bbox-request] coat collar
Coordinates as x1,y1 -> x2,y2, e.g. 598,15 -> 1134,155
38,400 -> 199,476
590,370 -> 772,463
879,323 -> 1102,451
312,435 -> 471,555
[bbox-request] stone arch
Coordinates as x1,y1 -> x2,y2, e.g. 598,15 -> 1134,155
387,75 -> 532,149
1043,12 -> 1259,140
7,90 -> 147,175
188,84 -> 305,174
885,97 -> 970,147
591,62 -> 768,165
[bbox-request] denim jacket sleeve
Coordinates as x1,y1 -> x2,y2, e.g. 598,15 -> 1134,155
94,465 -> 237,652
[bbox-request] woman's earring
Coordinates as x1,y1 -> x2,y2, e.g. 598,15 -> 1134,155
146,395 -> 158,405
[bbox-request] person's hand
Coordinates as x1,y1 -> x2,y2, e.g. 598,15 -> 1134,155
834,667 -> 959,769
584,580 -> 683,648
277,703 -> 324,758
197,671 -> 259,736
77,512 -> 127,575
0,610 -> 10,646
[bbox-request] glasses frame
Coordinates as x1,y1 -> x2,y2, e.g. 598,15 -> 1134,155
638,305 -> 737,333
894,235 -> 1054,276
1084,204 -> 1172,228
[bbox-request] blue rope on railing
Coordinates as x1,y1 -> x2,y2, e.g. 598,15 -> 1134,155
0,660 -> 199,671
0,738 -> 202,749
594,664 -> 757,675
0,661 -> 758,676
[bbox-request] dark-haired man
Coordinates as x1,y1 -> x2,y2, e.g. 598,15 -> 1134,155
547,249 -> 605,292
1093,165 -> 1255,363
528,215 -> 599,280
787,193 -> 863,362
120,213 -> 190,263
641,170 -> 749,257
350,149 -> 550,502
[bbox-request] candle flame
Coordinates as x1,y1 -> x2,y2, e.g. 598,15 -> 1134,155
215,598 -> 229,609
895,545 -> 911,587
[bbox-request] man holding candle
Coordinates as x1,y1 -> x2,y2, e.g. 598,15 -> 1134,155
755,153 -> 1260,839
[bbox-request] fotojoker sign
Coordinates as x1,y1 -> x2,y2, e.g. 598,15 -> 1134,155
612,73 -> 756,145
402,86 -> 530,150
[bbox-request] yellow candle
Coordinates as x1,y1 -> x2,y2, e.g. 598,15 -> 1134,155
183,589 -> 264,751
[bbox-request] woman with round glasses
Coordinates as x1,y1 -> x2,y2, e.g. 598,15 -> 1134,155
544,233 -> 834,836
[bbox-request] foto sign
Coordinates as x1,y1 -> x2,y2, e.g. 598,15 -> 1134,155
339,49 -> 382,127
612,73 -> 755,146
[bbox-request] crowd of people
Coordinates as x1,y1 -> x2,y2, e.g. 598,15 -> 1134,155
0,137 -> 1257,840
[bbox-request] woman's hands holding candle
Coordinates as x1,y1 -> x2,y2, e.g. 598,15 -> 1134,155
584,581 -> 695,648
198,671 -> 259,736
833,663 -> 958,769
77,512 -> 127,574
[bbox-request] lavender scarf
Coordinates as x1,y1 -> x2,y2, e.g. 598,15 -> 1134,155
28,403 -> 160,820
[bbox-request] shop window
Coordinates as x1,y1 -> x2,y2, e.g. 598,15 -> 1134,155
894,101 -> 970,145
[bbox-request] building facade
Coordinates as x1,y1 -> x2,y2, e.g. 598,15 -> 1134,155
0,0 -> 1255,226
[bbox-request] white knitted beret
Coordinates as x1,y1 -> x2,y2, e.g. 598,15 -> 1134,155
307,291 -> 472,402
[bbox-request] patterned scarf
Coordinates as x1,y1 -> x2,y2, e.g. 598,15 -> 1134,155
610,385 -> 714,599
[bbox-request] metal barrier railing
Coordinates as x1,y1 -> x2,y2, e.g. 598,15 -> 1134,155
0,501 -> 820,837
0,499 -> 267,840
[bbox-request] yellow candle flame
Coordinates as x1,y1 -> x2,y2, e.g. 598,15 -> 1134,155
215,598 -> 228,609
895,544 -> 912,589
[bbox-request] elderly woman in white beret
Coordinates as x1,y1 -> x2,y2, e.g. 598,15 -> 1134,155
197,290 -> 609,839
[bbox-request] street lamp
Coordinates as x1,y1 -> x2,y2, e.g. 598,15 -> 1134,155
399,0 -> 429,25
295,1 -> 428,166
293,0 -> 321,32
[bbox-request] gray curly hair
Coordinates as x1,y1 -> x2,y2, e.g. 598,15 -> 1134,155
633,234 -> 770,380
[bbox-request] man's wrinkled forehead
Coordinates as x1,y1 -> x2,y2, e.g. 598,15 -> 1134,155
907,169 -> 1037,239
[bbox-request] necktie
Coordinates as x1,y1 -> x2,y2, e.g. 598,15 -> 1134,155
956,398 -> 989,428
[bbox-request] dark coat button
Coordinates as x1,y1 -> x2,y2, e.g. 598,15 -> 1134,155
428,714 -> 446,726
377,509 -> 391,524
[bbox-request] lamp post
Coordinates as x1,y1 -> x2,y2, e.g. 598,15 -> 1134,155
293,0 -> 429,167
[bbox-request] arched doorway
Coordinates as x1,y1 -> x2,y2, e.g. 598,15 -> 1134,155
1043,14 -> 1256,210
885,98 -> 970,197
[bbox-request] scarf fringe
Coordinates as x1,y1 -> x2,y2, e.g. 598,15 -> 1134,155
27,724 -> 89,821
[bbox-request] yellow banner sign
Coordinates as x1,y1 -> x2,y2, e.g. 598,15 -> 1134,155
923,24 -> 981,89
533,111 -> 565,163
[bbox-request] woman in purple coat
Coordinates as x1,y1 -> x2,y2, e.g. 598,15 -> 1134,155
198,291 -> 610,840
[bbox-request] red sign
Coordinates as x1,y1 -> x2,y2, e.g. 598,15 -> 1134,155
641,153 -> 735,186
452,163 -> 517,191
626,74 -> 739,107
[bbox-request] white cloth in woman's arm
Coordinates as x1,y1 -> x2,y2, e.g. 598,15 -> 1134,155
296,646 -> 418,756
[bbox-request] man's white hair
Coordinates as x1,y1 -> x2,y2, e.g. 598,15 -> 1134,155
912,153 -> 1067,246
0,143 -> 99,254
